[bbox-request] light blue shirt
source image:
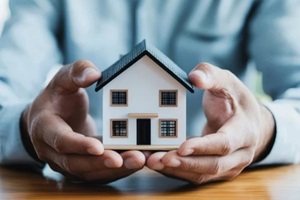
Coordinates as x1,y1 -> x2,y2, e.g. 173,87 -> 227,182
0,0 -> 300,166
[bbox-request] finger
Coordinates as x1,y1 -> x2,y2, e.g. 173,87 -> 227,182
188,62 -> 242,94
43,146 -> 129,183
147,152 -> 211,184
154,166 -> 211,184
188,63 -> 258,115
155,166 -> 239,185
120,150 -> 146,170
40,144 -> 123,173
47,60 -> 101,95
141,151 -> 153,159
33,112 -> 104,155
178,116 -> 253,157
177,133 -> 237,157
178,135 -> 233,156
146,152 -> 167,170
59,150 -> 123,174
160,149 -> 252,175
78,151 -> 146,182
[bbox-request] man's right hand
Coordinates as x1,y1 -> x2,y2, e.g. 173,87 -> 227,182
21,60 -> 146,183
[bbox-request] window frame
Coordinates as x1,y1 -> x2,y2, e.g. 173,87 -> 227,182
159,119 -> 178,138
110,90 -> 128,106
159,90 -> 178,107
110,119 -> 128,138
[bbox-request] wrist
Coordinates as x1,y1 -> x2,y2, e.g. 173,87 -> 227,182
253,105 -> 276,163
20,106 -> 43,163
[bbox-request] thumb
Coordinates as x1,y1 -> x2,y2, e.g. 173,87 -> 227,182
48,60 -> 101,95
188,62 -> 244,97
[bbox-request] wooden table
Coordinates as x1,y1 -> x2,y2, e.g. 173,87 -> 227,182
0,164 -> 299,200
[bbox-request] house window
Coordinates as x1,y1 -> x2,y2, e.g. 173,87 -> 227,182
111,90 -> 127,106
111,120 -> 128,137
160,90 -> 177,106
159,119 -> 177,137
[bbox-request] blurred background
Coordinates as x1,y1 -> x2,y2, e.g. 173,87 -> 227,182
0,0 -> 9,35
0,0 -> 269,101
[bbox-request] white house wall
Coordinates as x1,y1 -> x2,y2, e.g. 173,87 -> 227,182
102,55 -> 186,146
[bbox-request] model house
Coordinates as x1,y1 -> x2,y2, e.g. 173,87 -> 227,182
95,40 -> 194,150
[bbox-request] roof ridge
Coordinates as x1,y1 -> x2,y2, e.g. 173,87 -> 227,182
95,40 -> 194,93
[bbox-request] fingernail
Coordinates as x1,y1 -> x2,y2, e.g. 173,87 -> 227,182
124,158 -> 141,170
151,162 -> 164,170
76,67 -> 98,84
104,159 -> 115,168
87,146 -> 103,155
180,148 -> 194,156
165,158 -> 181,168
191,70 -> 207,82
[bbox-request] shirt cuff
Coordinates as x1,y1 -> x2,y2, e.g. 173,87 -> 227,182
0,102 -> 43,167
254,102 -> 300,166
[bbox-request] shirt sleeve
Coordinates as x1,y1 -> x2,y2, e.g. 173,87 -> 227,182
0,0 -> 62,165
260,102 -> 300,165
248,0 -> 300,165
0,90 -> 39,165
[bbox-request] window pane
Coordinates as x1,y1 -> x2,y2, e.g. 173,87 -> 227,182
111,91 -> 127,105
112,120 -> 127,136
161,91 -> 177,106
160,120 -> 176,137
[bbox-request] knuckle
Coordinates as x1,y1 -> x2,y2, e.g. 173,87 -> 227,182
53,134 -> 65,153
29,114 -> 43,140
208,158 -> 222,175
28,116 -> 47,159
61,157 -> 72,173
197,62 -> 212,73
184,161 -> 199,172
220,137 -> 232,155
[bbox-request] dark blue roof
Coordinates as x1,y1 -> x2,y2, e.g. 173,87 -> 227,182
95,40 -> 194,93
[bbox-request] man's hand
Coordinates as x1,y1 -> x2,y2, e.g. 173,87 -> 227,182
21,60 -> 145,183
147,63 -> 275,184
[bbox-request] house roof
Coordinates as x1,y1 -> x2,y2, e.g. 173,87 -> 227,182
95,40 -> 194,93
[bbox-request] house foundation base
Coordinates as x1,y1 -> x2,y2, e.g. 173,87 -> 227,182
104,145 -> 179,151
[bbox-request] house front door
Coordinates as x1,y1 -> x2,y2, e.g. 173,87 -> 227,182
137,119 -> 151,145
